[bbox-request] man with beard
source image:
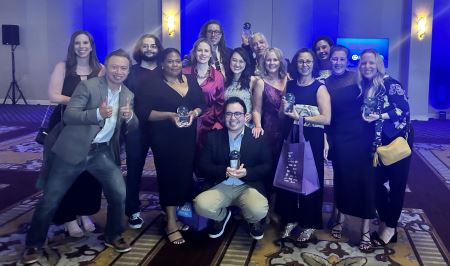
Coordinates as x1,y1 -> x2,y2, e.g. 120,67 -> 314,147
313,36 -> 334,80
124,34 -> 163,229
194,97 -> 272,240
198,20 -> 233,78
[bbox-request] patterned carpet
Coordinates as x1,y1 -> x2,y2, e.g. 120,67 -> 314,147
0,129 -> 156,177
0,105 -> 450,265
1,191 -> 449,265
414,143 -> 450,190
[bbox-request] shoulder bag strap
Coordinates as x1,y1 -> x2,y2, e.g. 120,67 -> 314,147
40,105 -> 52,127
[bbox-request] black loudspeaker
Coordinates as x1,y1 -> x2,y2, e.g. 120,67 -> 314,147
2,25 -> 20,45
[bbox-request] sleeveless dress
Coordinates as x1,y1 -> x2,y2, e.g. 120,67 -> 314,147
276,79 -> 324,229
261,81 -> 284,193
47,70 -> 102,224
224,82 -> 252,114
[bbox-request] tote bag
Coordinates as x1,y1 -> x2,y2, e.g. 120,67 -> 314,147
273,118 -> 320,195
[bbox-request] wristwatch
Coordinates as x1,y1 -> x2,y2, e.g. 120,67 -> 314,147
379,113 -> 383,120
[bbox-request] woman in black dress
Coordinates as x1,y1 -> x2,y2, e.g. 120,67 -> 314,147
136,48 -> 205,245
277,48 -> 331,243
358,49 -> 413,248
45,30 -> 103,237
325,45 -> 376,252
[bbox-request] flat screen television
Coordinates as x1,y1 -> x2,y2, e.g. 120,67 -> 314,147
336,38 -> 389,68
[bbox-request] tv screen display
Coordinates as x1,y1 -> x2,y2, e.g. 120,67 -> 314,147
336,38 -> 389,68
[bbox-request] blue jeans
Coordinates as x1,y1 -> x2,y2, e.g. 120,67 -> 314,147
125,127 -> 151,216
26,146 -> 126,247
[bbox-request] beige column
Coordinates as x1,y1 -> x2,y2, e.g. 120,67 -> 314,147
407,0 -> 434,120
162,0 -> 180,50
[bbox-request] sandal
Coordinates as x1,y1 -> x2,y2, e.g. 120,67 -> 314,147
330,221 -> 343,239
165,228 -> 185,245
281,222 -> 298,238
176,220 -> 190,231
371,230 -> 397,247
297,228 -> 316,243
359,231 -> 374,253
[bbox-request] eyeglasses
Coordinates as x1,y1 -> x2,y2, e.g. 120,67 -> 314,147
225,112 -> 244,118
297,60 -> 313,65
207,30 -> 222,35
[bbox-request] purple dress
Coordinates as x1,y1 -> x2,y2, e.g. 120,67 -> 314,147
261,81 -> 284,191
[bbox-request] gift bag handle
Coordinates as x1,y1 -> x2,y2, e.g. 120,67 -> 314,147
287,116 -> 307,144
297,116 -> 306,143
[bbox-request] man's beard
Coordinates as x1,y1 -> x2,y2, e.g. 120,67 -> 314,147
142,53 -> 158,62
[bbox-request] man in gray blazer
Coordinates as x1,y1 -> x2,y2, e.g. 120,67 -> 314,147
23,49 -> 137,264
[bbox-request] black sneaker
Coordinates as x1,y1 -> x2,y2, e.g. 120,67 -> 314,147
208,210 -> 231,238
128,212 -> 144,229
22,247 -> 41,265
249,221 -> 264,240
104,237 -> 132,253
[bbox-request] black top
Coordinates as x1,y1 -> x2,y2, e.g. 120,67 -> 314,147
47,69 -> 100,131
197,127 -> 272,196
325,70 -> 366,136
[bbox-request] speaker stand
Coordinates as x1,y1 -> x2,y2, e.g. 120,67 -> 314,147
3,45 -> 27,104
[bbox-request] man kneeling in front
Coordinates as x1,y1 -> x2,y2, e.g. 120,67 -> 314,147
194,97 -> 272,240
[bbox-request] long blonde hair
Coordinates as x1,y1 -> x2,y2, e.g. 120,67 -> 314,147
357,49 -> 386,97
261,48 -> 287,80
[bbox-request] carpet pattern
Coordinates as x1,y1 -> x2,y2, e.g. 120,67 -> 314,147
0,132 -> 156,177
249,209 -> 449,266
414,143 -> 450,190
1,104 -> 450,265
4,188 -> 446,266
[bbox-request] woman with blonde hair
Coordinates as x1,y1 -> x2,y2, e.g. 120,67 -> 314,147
252,48 -> 288,191
358,49 -> 413,248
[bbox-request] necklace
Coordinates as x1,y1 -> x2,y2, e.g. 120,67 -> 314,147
296,78 -> 314,87
196,68 -> 210,79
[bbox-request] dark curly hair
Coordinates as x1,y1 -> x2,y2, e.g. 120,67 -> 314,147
289,48 -> 320,80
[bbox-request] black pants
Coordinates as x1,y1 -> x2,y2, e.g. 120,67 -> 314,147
375,128 -> 414,228
125,127 -> 151,216
52,171 -> 102,224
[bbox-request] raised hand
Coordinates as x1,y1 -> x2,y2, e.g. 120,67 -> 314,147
99,100 -> 112,119
120,96 -> 132,120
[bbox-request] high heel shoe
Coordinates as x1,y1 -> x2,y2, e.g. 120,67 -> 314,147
65,220 -> 84,238
371,230 -> 397,247
297,228 -> 316,243
330,219 -> 344,239
359,231 -> 374,253
281,222 -> 298,238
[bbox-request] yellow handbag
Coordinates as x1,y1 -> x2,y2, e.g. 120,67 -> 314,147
373,137 -> 411,166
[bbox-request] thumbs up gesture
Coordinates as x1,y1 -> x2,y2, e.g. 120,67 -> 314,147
99,99 -> 112,119
120,96 -> 132,120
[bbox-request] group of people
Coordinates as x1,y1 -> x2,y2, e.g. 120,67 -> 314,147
21,19 -> 413,264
